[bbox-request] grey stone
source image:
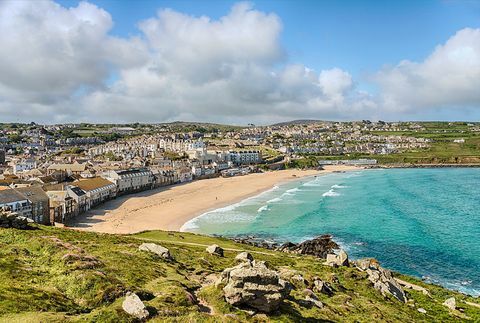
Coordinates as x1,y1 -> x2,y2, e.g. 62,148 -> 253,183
418,308 -> 427,314
219,260 -> 289,313
313,277 -> 334,296
206,244 -> 224,257
443,297 -> 456,310
325,249 -> 349,267
122,292 -> 149,320
354,258 -> 407,303
235,251 -> 253,263
139,243 -> 172,260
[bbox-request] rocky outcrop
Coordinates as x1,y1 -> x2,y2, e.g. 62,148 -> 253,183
443,297 -> 456,310
218,260 -> 289,313
139,243 -> 172,260
206,244 -> 224,257
122,292 -> 149,320
277,235 -> 339,258
235,251 -> 254,263
355,258 -> 407,303
0,212 -> 32,229
325,249 -> 349,267
395,277 -> 430,296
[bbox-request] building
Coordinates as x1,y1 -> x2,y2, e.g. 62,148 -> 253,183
102,168 -> 153,195
66,186 -> 89,213
46,190 -> 76,224
71,177 -> 116,208
47,162 -> 87,176
15,186 -> 50,224
229,150 -> 262,165
150,168 -> 175,188
0,149 -> 5,165
13,159 -> 37,175
0,189 -> 31,217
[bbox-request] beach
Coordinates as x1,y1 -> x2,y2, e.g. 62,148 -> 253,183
70,165 -> 358,234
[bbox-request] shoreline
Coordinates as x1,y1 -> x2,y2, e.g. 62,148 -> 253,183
374,163 -> 480,169
69,165 -> 360,234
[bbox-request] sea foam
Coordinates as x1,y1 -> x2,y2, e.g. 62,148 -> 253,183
322,189 -> 340,197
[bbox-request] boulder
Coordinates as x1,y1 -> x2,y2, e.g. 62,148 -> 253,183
277,235 -> 339,258
313,277 -> 334,296
206,244 -> 224,257
443,297 -> 456,311
219,260 -> 289,313
0,212 -> 30,229
325,249 -> 349,267
355,258 -> 407,303
305,295 -> 324,309
418,308 -> 427,314
122,292 -> 149,320
301,289 -> 324,309
235,251 -> 254,263
139,243 -> 172,260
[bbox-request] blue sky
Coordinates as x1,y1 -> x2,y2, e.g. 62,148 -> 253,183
1,0 -> 480,123
56,0 -> 479,87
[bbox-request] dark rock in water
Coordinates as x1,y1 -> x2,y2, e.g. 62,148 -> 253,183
277,235 -> 339,259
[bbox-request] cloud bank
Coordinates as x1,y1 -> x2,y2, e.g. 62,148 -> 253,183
0,1 -> 478,124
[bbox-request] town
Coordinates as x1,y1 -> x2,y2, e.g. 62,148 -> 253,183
0,120 -> 474,226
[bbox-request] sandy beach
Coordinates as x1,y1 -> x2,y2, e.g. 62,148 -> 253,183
70,165 -> 359,234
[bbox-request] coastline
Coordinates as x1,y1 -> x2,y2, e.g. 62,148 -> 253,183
69,165 -> 359,234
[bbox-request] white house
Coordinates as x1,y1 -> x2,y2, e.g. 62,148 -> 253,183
12,159 -> 37,175
229,150 -> 262,165
102,168 -> 153,194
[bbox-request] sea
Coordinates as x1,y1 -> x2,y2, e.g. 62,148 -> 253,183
181,168 -> 480,296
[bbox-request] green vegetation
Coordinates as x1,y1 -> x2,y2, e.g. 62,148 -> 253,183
365,122 -> 480,164
286,157 -> 320,169
0,226 -> 478,322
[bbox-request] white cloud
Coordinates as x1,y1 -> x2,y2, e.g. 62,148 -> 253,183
375,28 -> 480,113
80,3 -> 368,123
0,0 -> 147,121
0,1 -> 477,124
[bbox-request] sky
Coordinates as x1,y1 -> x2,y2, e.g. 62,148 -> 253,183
0,0 -> 479,124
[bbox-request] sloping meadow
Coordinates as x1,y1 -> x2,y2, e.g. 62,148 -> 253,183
0,226 -> 478,322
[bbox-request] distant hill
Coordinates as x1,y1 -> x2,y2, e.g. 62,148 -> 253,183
271,119 -> 323,126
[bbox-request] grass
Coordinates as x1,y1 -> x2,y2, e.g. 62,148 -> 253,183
0,226 -> 478,322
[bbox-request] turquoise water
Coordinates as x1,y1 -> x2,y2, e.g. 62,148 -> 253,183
182,168 -> 480,296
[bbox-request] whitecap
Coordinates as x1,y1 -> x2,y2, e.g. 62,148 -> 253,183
322,189 -> 340,197
303,182 -> 323,187
286,187 -> 301,193
267,197 -> 283,203
331,184 -> 348,189
257,205 -> 270,213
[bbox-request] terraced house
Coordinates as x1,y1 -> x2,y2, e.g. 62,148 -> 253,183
102,168 -> 153,195
71,177 -> 116,208
14,186 -> 50,224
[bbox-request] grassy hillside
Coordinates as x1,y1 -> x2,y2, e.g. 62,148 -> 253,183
0,226 -> 479,322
